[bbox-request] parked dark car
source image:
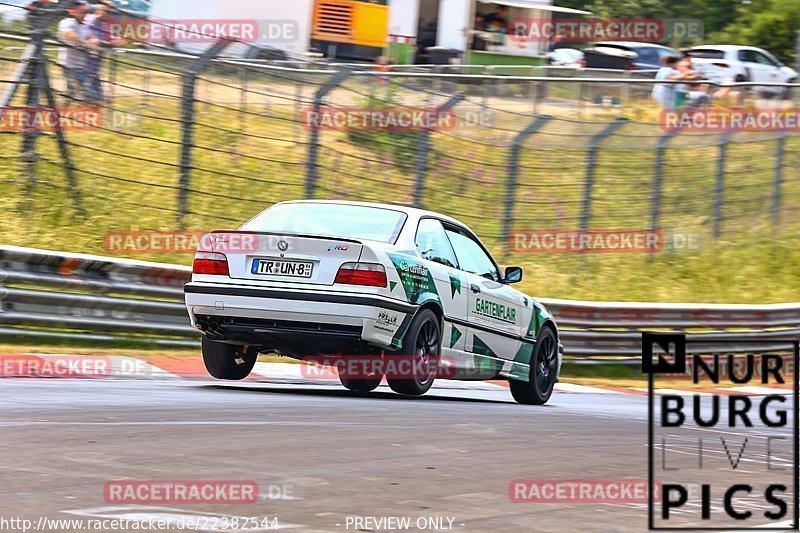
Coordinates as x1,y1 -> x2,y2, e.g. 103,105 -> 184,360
592,42 -> 681,70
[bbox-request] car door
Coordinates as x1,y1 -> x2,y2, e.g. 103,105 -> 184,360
752,50 -> 783,92
413,218 -> 469,374
738,49 -> 771,85
442,224 -> 524,377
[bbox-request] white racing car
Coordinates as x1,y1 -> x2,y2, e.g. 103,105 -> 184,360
184,201 -> 563,404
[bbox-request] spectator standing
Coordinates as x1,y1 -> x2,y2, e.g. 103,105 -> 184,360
84,2 -> 115,102
57,1 -> 92,101
652,55 -> 681,108
674,57 -> 705,108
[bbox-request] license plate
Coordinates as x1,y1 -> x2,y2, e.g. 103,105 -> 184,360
251,259 -> 314,278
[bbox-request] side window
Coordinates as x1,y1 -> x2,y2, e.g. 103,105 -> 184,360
444,228 -> 499,282
738,50 -> 756,63
754,52 -> 778,67
415,219 -> 458,268
636,48 -> 657,64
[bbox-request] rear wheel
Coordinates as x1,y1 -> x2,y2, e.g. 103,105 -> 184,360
510,325 -> 558,405
783,80 -> 796,101
201,337 -> 257,380
339,375 -> 382,392
387,309 -> 441,396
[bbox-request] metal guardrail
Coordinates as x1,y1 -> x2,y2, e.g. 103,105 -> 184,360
1,245 -> 798,357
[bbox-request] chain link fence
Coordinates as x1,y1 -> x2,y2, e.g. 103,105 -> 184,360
1,1 -> 799,302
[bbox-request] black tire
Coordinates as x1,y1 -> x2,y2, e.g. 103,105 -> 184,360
387,309 -> 441,396
339,375 -> 382,392
510,325 -> 559,405
201,337 -> 257,380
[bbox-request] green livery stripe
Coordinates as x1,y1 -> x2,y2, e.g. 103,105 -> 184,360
472,334 -> 504,374
510,343 -> 533,382
389,313 -> 414,350
450,325 -> 462,348
449,273 -> 461,298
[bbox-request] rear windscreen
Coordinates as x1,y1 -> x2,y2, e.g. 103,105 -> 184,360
686,49 -> 725,59
240,203 -> 408,243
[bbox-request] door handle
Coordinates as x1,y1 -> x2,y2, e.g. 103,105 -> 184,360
470,284 -> 481,294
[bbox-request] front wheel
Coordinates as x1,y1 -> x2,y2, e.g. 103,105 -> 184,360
387,309 -> 441,396
202,337 -> 257,380
510,325 -> 559,405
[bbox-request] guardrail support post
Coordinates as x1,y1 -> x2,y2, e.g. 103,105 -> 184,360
771,133 -> 786,226
580,118 -> 628,231
177,39 -> 231,229
306,68 -> 352,200
502,115 -> 552,258
712,132 -> 732,238
796,30 -> 800,75
413,94 -> 464,208
650,130 -> 680,232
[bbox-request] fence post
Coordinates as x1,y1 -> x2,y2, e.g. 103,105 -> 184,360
177,39 -> 231,228
580,118 -> 628,231
305,68 -> 352,200
650,130 -> 680,231
796,30 -> 800,76
413,94 -> 464,208
712,131 -> 732,238
107,48 -> 118,104
502,115 -> 552,258
771,132 -> 786,226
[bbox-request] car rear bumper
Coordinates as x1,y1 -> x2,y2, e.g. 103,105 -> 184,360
184,282 -> 416,354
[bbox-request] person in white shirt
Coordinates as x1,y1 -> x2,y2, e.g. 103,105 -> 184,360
652,55 -> 682,109
57,1 -> 92,100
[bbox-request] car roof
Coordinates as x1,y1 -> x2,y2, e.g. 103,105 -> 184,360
595,42 -> 676,50
274,200 -> 470,230
689,45 -> 763,51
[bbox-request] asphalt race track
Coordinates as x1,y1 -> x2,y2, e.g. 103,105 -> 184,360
0,375 -> 794,532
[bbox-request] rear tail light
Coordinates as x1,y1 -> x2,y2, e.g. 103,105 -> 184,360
193,252 -> 229,276
334,262 -> 387,287
712,62 -> 730,68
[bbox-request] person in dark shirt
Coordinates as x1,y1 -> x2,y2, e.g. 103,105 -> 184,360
84,2 -> 114,102
483,6 -> 508,32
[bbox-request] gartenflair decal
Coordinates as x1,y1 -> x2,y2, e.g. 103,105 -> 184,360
387,254 -> 438,305
474,298 -> 517,324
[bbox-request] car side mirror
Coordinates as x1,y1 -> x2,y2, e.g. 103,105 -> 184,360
504,266 -> 523,284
